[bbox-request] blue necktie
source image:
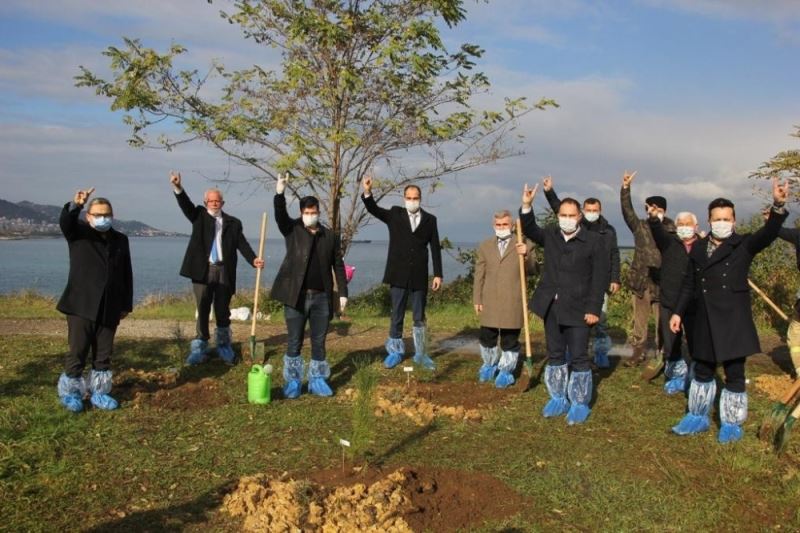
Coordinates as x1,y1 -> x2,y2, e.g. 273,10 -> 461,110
210,238 -> 219,263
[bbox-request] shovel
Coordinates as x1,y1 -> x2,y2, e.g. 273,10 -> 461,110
758,378 -> 800,443
249,212 -> 268,363
775,396 -> 800,453
516,219 -> 534,380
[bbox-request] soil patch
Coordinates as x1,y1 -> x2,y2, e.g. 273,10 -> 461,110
223,465 -> 526,532
754,373 -> 795,402
127,377 -> 229,410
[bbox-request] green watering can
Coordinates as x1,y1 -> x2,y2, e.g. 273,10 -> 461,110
248,364 -> 273,404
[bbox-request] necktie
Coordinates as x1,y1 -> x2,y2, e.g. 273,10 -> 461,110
210,217 -> 222,262
411,214 -> 418,232
498,239 -> 508,256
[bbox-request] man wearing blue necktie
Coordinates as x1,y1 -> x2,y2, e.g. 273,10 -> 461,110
170,172 -> 264,365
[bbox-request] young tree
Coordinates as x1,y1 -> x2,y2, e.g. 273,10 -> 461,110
76,0 -> 556,252
751,126 -> 800,198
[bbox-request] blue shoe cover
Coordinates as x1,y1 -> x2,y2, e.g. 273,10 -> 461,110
478,364 -> 497,382
567,403 -> 591,425
672,413 -> 710,435
543,397 -> 570,418
309,377 -> 333,397
594,352 -> 610,368
495,370 -> 515,389
186,339 -> 209,365
384,352 -> 403,369
216,327 -> 236,365
413,353 -> 436,370
61,394 -> 84,412
58,373 -> 85,413
90,392 -> 119,410
718,423 -> 744,444
283,379 -> 302,399
593,334 -> 611,368
664,377 -> 686,395
308,360 -> 333,396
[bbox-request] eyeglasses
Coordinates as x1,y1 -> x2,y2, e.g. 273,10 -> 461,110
89,212 -> 112,217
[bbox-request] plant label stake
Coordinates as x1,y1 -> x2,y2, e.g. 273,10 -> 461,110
339,438 -> 350,472
403,366 -> 413,388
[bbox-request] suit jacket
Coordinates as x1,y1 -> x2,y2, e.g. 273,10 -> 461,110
520,208 -> 609,326
270,193 -> 348,319
56,203 -> 133,327
674,206 -> 788,362
648,217 -> 696,312
544,188 -> 621,284
174,190 -> 257,293
362,194 -> 443,290
473,236 -> 536,329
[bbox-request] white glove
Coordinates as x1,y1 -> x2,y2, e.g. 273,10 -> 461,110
339,296 -> 348,311
276,172 -> 288,194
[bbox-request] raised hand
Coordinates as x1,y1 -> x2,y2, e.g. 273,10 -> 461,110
73,187 -> 95,207
542,175 -> 553,192
773,177 -> 789,205
169,171 -> 181,188
362,174 -> 373,194
521,183 -> 539,207
276,172 -> 289,194
622,170 -> 637,189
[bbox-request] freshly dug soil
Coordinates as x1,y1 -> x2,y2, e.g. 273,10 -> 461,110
128,377 -> 229,410
223,465 -> 526,532
754,373 -> 795,402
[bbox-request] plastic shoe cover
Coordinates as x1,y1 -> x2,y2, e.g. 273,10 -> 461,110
413,353 -> 436,370
412,326 -> 428,356
542,363 -> 570,418
282,355 -> 305,399
566,371 -> 593,425
384,337 -> 405,368
88,370 -> 118,410
309,377 -> 333,396
494,351 -> 518,388
593,335 -> 612,368
672,379 -> 715,435
283,379 -> 302,399
90,391 -> 119,410
308,360 -> 334,397
57,373 -> 85,413
478,364 -> 497,382
186,339 -> 209,365
664,360 -> 688,395
718,423 -> 744,444
215,327 -> 236,365
384,352 -> 403,369
594,352 -> 610,369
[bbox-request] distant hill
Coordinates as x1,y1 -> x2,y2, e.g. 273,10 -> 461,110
0,198 -> 184,238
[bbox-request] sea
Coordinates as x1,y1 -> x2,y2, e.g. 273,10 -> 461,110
0,237 -> 475,303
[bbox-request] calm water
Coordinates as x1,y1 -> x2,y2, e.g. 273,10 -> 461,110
0,237 -> 473,302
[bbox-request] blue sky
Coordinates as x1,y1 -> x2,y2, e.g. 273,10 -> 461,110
1,0 -> 799,249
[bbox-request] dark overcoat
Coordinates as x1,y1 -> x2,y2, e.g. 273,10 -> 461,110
56,203 -> 133,327
674,207 -> 788,362
361,194 -> 443,290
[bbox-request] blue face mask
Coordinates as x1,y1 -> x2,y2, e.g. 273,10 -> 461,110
91,216 -> 113,232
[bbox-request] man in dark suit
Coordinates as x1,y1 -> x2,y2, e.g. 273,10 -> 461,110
361,176 -> 443,370
271,174 -> 348,398
542,175 -> 621,368
56,187 -> 132,412
669,178 -> 789,443
170,172 -> 264,365
519,183 -> 610,425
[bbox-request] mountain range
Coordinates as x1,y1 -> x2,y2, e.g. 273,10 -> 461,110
0,198 -> 182,237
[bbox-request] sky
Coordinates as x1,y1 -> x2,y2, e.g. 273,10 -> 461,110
1,0 -> 799,248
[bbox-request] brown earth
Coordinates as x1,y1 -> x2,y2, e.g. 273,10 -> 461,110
114,370 -> 229,411
223,465 -> 527,532
753,373 -> 795,402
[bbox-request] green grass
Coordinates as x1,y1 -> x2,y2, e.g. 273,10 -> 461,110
2,327 -> 800,531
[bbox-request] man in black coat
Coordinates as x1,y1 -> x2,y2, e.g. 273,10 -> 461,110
646,211 -> 700,392
170,172 -> 264,365
56,188 -> 132,412
542,175 -> 621,368
271,174 -> 348,398
519,183 -> 610,425
361,176 -> 443,370
669,179 -> 789,443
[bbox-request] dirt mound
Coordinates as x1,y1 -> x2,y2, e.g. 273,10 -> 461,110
223,466 -> 526,532
114,368 -> 179,399
754,373 -> 795,401
133,378 -> 228,410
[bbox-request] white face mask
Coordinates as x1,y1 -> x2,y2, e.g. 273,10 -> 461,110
675,226 -> 695,240
206,208 -> 221,217
584,212 -> 600,223
559,216 -> 578,234
302,214 -> 319,227
710,221 -> 734,240
90,216 -> 113,232
495,228 -> 512,239
405,200 -> 420,213
656,212 -> 664,221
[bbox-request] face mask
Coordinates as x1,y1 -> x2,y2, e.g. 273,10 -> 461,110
656,212 -> 664,221
206,208 -> 221,217
90,216 -> 112,232
302,214 -> 319,227
405,200 -> 420,213
559,216 -> 578,234
584,212 -> 600,223
676,226 -> 695,240
710,221 -> 733,240
495,228 -> 512,239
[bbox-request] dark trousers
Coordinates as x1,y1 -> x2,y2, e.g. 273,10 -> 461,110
479,326 -> 521,352
660,304 -> 696,362
694,357 -> 746,393
192,264 -> 232,340
389,285 -> 427,338
544,301 -> 591,372
65,314 -> 116,377
285,292 -> 329,361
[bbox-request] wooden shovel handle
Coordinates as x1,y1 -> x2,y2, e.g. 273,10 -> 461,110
251,212 -> 268,337
780,378 -> 800,405
516,219 -> 532,359
748,278 -> 789,322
